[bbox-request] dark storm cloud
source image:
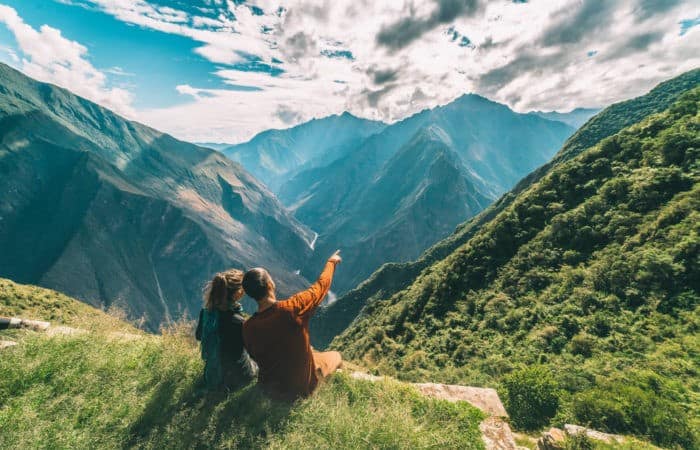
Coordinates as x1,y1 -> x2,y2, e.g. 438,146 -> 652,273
284,31 -> 316,59
633,0 -> 683,21
540,0 -> 617,47
364,84 -> 398,107
477,51 -> 550,89
376,0 -> 483,50
274,104 -> 303,124
371,68 -> 400,84
600,31 -> 665,60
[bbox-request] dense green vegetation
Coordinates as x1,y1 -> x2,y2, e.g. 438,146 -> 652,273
333,86 -> 700,448
0,279 -> 485,449
313,69 -> 700,348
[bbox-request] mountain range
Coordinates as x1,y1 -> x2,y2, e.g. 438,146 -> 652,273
222,113 -> 386,193
0,63 -> 314,330
326,69 -> 700,448
532,107 -> 600,129
231,94 -> 575,294
313,68 -> 700,348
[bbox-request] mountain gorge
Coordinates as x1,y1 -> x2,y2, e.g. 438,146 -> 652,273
0,63 -> 314,330
329,71 -> 700,448
277,94 -> 575,294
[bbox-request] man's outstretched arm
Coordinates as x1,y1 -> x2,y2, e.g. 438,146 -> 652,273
288,250 -> 342,318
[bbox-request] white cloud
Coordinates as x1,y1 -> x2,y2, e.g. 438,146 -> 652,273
0,4 -> 134,117
5,1 -> 700,143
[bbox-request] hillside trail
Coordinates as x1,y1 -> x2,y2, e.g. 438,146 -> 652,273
1,315 -> 520,450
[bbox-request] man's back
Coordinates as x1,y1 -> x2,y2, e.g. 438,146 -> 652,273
242,260 -> 337,399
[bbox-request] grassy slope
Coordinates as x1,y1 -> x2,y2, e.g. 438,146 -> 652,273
0,278 -> 485,449
313,69 -> 700,349
332,88 -> 700,448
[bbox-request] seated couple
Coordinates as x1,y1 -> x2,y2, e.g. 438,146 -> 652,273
195,250 -> 343,400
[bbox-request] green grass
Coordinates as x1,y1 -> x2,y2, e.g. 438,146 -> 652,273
0,280 -> 485,449
0,277 -> 137,332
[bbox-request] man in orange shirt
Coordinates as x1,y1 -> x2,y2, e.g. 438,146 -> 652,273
241,250 -> 343,400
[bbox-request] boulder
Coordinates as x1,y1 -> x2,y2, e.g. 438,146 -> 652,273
564,424 -> 625,443
536,427 -> 566,450
480,416 -> 518,450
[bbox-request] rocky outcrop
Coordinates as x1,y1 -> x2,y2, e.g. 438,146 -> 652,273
564,424 -> 625,444
536,424 -> 626,449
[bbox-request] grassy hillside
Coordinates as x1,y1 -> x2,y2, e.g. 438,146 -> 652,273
0,278 -> 485,449
332,87 -> 700,448
312,68 -> 700,349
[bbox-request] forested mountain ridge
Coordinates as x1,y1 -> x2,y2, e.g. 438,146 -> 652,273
312,68 -> 700,349
331,85 -> 700,448
0,63 -> 314,330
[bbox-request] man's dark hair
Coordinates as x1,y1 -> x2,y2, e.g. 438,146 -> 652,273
242,267 -> 275,301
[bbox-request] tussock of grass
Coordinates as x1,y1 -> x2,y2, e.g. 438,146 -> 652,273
0,313 -> 485,449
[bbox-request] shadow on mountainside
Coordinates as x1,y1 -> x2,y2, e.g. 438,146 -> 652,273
124,376 -> 293,449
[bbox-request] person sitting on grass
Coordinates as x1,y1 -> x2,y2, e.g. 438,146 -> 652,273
241,250 -> 343,400
195,269 -> 257,391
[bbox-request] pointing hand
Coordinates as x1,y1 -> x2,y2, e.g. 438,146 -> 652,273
328,249 -> 342,265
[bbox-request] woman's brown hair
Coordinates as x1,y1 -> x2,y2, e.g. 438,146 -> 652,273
204,269 -> 245,311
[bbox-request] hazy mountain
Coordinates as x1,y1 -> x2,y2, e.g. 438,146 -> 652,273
222,112 -> 386,192
195,142 -> 231,152
312,68 -> 700,349
325,71 -> 700,449
290,94 -> 574,294
532,107 -> 600,129
0,63 -> 315,330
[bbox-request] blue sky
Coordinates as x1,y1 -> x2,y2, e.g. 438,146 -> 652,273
0,1 -> 698,143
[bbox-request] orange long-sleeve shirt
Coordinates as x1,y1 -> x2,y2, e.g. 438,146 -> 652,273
242,260 -> 337,399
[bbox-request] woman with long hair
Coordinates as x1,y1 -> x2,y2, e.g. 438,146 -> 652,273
195,269 -> 257,391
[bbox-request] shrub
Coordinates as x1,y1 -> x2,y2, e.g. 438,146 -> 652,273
570,380 -> 697,449
502,366 -> 560,430
569,333 -> 596,357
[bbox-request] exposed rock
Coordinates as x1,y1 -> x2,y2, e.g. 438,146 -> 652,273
1,317 -> 50,331
414,382 -> 508,417
536,427 -> 566,450
564,424 -> 625,443
480,416 -> 518,450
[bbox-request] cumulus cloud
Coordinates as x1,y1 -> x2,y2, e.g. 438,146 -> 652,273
6,0 -> 699,144
0,4 -> 133,116
377,0 -> 483,50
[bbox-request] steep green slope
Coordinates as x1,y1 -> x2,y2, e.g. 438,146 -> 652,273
0,279 -> 485,449
0,63 -> 314,330
332,88 -> 700,448
313,68 -> 700,349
